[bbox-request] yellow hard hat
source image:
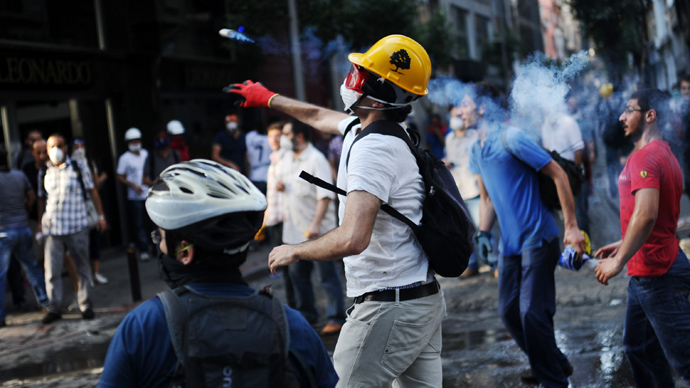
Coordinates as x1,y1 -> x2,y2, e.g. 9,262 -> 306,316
348,35 -> 431,98
599,83 -> 613,99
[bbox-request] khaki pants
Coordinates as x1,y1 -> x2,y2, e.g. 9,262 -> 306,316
333,289 -> 445,388
44,228 -> 92,313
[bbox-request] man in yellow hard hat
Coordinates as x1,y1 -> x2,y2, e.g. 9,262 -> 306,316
228,35 -> 445,387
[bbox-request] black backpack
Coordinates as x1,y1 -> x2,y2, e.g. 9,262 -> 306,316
300,119 -> 475,278
157,286 -> 316,388
500,129 -> 584,210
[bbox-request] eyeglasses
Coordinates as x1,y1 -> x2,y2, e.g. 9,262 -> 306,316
623,107 -> 645,115
344,64 -> 372,93
151,230 -> 162,245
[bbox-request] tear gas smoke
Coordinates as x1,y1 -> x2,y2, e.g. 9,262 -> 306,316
219,29 -> 255,43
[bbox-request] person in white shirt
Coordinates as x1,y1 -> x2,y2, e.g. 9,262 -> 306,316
116,128 -> 151,261
245,126 -> 272,193
228,34 -> 445,387
277,120 -> 345,335
445,105 -> 498,277
540,112 -> 588,234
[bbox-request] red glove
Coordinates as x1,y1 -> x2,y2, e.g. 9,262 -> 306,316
225,80 -> 279,108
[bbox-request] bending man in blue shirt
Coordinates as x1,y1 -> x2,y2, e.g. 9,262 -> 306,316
466,82 -> 585,388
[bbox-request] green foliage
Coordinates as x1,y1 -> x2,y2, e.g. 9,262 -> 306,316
566,0 -> 648,80
413,8 -> 458,69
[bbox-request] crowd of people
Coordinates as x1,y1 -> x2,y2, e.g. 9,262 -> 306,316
2,33 -> 690,388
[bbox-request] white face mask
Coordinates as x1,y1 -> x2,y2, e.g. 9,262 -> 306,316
71,148 -> 86,161
279,135 -> 292,150
449,116 -> 465,131
129,143 -> 141,153
48,147 -> 64,164
226,122 -> 238,132
340,83 -> 362,113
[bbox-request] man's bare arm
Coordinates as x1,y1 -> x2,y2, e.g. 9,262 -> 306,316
211,144 -> 241,171
269,95 -> 350,135
595,188 -> 658,285
268,190 -> 379,274
541,159 -> 585,253
477,175 -> 496,232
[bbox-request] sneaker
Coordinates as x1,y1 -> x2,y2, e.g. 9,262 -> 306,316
460,268 -> 479,278
68,299 -> 79,312
139,252 -> 151,262
94,272 -> 109,285
81,308 -> 95,320
320,322 -> 343,336
520,364 -> 573,385
41,312 -> 62,324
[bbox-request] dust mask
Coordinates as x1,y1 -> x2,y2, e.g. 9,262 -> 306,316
129,143 -> 141,153
450,116 -> 465,131
71,148 -> 86,161
226,122 -> 238,132
279,135 -> 292,150
340,83 -> 362,113
48,147 -> 64,164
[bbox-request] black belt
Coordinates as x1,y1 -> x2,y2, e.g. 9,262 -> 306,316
353,280 -> 439,304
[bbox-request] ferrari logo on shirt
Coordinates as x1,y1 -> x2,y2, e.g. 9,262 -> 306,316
640,171 -> 647,178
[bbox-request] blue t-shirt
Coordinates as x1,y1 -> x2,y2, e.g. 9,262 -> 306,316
213,130 -> 247,172
468,126 -> 559,256
98,283 -> 338,388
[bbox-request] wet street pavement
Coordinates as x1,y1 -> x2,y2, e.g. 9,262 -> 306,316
2,159 -> 690,387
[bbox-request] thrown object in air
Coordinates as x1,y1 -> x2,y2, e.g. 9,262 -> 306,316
219,28 -> 254,43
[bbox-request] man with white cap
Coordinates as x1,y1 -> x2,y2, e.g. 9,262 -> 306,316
117,128 -> 151,261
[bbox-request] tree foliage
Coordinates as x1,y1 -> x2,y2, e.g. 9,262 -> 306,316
566,0 -> 649,83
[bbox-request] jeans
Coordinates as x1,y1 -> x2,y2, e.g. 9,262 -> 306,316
498,238 -> 570,388
289,260 -> 346,324
127,200 -> 149,252
44,228 -> 92,313
624,250 -> 690,387
0,226 -> 49,321
333,289 -> 445,387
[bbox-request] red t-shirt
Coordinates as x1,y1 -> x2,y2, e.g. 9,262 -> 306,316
619,140 -> 682,276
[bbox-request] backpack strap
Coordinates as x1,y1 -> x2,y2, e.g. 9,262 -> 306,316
71,160 -> 90,202
157,288 -> 189,386
342,117 -> 360,139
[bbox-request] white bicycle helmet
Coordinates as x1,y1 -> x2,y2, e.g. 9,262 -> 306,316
146,159 -> 266,253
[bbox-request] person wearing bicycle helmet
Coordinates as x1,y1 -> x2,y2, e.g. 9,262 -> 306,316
99,160 -> 337,388
228,35 -> 446,387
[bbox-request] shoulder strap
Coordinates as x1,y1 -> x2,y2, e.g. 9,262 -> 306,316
71,161 -> 89,202
342,117 -> 360,139
157,288 -> 189,383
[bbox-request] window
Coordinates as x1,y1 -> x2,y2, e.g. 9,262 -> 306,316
452,6 -> 470,58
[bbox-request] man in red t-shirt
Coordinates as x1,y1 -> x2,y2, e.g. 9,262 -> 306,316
595,88 -> 690,386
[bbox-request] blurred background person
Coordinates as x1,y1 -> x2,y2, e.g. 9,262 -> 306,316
143,130 -> 180,187
212,114 -> 248,174
116,128 -> 151,262
425,113 -> 447,159
245,123 -> 272,193
166,120 -> 190,162
71,139 -> 109,285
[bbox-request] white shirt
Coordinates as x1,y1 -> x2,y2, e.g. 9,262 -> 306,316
116,150 -> 149,200
337,117 -> 431,297
540,114 -> 584,162
245,130 -> 272,182
445,129 -> 480,199
278,143 -> 336,245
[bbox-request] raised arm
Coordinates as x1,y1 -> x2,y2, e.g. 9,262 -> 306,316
227,80 -> 349,135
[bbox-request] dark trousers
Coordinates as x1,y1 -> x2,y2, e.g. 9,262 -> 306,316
624,250 -> 690,387
498,238 -> 570,388
127,200 -> 150,252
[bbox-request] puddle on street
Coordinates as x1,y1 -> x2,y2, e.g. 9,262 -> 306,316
440,323 -> 648,387
0,342 -> 109,382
